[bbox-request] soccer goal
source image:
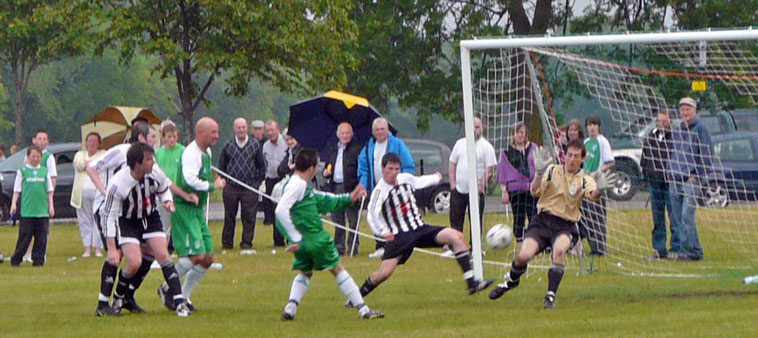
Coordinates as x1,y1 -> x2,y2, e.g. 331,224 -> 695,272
460,28 -> 758,280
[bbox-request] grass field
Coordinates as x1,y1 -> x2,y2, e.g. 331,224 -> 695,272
1,213 -> 758,337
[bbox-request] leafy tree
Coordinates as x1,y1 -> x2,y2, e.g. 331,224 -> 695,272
0,0 -> 91,145
97,0 -> 358,142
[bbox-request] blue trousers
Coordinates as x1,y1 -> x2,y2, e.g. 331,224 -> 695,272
669,181 -> 703,260
649,179 -> 673,256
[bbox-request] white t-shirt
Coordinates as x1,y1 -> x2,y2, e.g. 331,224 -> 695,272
449,137 -> 497,193
373,140 -> 388,184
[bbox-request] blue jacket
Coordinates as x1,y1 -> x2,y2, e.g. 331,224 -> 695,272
358,133 -> 415,192
667,116 -> 714,182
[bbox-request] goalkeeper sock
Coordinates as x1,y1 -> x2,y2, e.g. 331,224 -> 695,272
507,261 -> 527,288
126,254 -> 154,299
359,277 -> 377,297
288,272 -> 310,305
182,264 -> 207,300
454,251 -> 476,287
547,263 -> 565,294
336,271 -> 368,314
98,260 -> 118,302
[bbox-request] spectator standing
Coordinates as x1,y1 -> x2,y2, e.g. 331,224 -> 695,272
579,115 -> 614,256
155,123 -> 185,253
448,117 -> 497,251
21,130 -> 57,263
667,97 -> 712,261
9,145 -> 54,266
357,118 -> 415,258
218,117 -> 265,249
277,132 -> 303,179
498,123 -> 538,244
641,110 -> 673,260
251,120 -> 267,144
323,122 -> 363,255
262,120 -> 289,246
560,119 -> 584,165
72,132 -> 106,257
0,144 -> 6,161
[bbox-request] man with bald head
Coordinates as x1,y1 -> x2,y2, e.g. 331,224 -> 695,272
262,120 -> 289,247
218,117 -> 265,250
161,117 -> 227,312
323,122 -> 364,255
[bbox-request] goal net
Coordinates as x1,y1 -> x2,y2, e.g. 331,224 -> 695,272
460,28 -> 758,279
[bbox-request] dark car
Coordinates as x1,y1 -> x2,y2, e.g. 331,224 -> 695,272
731,109 -> 758,132
705,131 -> 758,207
0,143 -> 81,220
404,138 -> 452,214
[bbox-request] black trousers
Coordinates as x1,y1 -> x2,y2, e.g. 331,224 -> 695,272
331,183 -> 360,255
264,177 -> 286,246
449,189 -> 485,246
510,191 -> 536,241
579,195 -> 607,255
221,183 -> 259,249
11,217 -> 48,266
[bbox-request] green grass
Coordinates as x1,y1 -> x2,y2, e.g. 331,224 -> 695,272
1,213 -> 757,337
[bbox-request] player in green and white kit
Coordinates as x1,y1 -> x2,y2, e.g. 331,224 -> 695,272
155,123 -> 185,251
276,148 -> 383,320
159,117 -> 226,312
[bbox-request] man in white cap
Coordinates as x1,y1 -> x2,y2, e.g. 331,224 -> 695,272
666,96 -> 713,261
251,120 -> 267,145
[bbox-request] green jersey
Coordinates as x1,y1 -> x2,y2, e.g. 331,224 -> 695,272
275,175 -> 353,243
15,165 -> 52,217
583,135 -> 612,174
174,141 -> 213,207
156,143 -> 185,183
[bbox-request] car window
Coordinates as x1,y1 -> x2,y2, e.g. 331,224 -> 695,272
56,151 -> 77,165
0,148 -> 27,172
406,143 -> 442,167
700,116 -> 726,134
734,115 -> 758,131
714,138 -> 755,162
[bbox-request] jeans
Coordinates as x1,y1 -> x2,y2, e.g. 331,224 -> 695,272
649,178 -> 673,256
509,191 -> 536,241
669,181 -> 703,260
331,183 -> 360,255
222,184 -> 259,249
450,189 -> 485,247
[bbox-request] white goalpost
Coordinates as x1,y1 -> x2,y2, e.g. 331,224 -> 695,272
460,27 -> 758,280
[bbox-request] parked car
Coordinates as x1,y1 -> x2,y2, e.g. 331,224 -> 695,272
404,138 -> 452,214
704,131 -> 758,207
0,143 -> 81,220
731,108 -> 758,132
609,109 -> 737,201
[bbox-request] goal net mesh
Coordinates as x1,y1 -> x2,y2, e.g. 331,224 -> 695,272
470,34 -> 758,279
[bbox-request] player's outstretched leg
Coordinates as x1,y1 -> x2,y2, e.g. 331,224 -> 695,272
332,265 -> 383,319
490,237 -> 540,300
181,254 -> 212,311
121,253 -> 154,314
160,259 -> 190,316
281,271 -> 312,320
95,260 -> 120,316
435,228 -> 493,294
543,234 -> 571,309
159,256 -> 194,311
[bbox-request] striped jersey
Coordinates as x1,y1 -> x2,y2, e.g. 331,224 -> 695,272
90,143 -> 132,208
367,173 -> 440,236
102,165 -> 172,238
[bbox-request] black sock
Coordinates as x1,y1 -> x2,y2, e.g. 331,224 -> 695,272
508,261 -> 527,288
160,260 -> 184,307
114,269 -> 135,300
547,263 -> 565,295
100,260 -> 118,299
359,277 -> 377,297
127,254 -> 154,300
454,251 -> 476,287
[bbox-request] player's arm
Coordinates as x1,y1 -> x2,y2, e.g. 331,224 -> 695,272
530,169 -> 548,198
10,169 -> 22,215
406,172 -> 441,190
314,190 -> 353,214
366,188 -> 392,241
87,148 -> 122,195
182,149 -> 211,191
47,154 -> 57,188
47,171 -> 54,217
274,180 -> 305,243
103,184 -> 124,264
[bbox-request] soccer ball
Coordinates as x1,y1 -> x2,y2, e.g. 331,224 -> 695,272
485,224 -> 513,249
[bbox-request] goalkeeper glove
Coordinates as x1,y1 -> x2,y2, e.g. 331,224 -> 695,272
595,170 -> 617,191
533,146 -> 554,176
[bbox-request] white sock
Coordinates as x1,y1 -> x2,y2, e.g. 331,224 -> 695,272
182,265 -> 207,300
175,257 -> 194,278
288,272 -> 310,305
335,270 -> 368,315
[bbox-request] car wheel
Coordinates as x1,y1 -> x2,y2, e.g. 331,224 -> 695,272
608,161 -> 638,201
429,187 -> 451,214
701,182 -> 729,208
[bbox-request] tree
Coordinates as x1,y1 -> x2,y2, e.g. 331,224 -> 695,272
97,0 -> 358,142
0,0 -> 91,145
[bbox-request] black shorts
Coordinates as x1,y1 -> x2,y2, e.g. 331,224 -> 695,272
117,212 -> 165,246
524,212 -> 579,255
382,225 -> 445,265
94,208 -> 120,251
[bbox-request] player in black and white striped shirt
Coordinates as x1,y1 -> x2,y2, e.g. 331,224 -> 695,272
351,153 -> 493,304
103,143 -> 195,316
